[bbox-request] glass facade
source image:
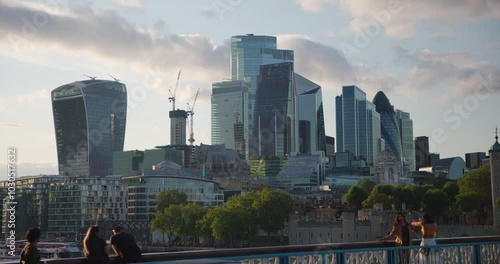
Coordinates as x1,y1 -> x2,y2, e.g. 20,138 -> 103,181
295,73 -> 326,154
123,175 -> 224,221
47,176 -> 127,239
211,80 -> 250,152
395,109 -> 415,174
52,80 -> 127,177
336,86 -> 380,165
252,62 -> 296,157
169,109 -> 187,145
372,91 -> 403,163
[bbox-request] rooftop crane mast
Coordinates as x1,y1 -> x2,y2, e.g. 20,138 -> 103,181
187,88 -> 200,146
168,69 -> 182,111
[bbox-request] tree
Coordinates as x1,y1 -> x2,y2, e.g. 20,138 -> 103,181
442,181 -> 459,204
344,185 -> 368,210
178,203 -> 206,245
157,190 -> 188,211
362,184 -> 397,209
422,189 -> 449,217
253,189 -> 294,240
394,185 -> 418,211
411,184 -> 434,209
357,179 -> 376,193
151,204 -> 184,242
458,164 -> 491,210
456,193 -> 482,212
211,204 -> 251,247
197,206 -> 216,246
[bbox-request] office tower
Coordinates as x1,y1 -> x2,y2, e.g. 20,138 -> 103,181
325,136 -> 335,157
489,129 -> 500,228
395,109 -> 415,173
465,152 -> 486,169
251,62 -> 296,157
230,34 -> 294,155
295,73 -> 326,154
170,109 -> 187,145
415,136 -> 430,170
230,34 -> 294,94
372,91 -> 403,163
429,153 -> 440,166
51,80 -> 127,177
336,85 -> 381,165
211,80 -> 250,151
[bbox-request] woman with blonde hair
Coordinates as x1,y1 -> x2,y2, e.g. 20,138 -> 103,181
83,226 -> 109,264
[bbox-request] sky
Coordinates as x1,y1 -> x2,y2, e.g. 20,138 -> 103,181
0,0 -> 499,179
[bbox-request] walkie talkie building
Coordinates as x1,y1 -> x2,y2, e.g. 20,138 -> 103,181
51,80 -> 127,177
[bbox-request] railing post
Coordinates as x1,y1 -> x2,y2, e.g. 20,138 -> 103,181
336,252 -> 345,264
279,255 -> 289,264
387,248 -> 395,264
473,244 -> 481,264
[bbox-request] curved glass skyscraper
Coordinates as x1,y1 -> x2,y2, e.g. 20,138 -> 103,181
51,80 -> 127,176
372,91 -> 402,162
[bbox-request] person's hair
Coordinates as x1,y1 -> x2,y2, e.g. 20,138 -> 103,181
25,227 -> 41,243
422,214 -> 435,224
83,226 -> 101,255
113,226 -> 123,233
393,212 -> 407,226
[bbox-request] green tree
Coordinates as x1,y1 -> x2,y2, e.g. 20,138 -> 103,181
151,204 -> 184,242
422,189 -> 449,216
178,203 -> 206,245
458,164 -> 491,210
442,181 -> 459,204
253,189 -> 294,240
197,206 -> 216,246
156,190 -> 188,212
211,204 -> 251,247
394,185 -> 418,211
344,185 -> 368,210
357,179 -> 376,193
411,184 -> 434,209
456,193 -> 482,212
362,184 -> 397,209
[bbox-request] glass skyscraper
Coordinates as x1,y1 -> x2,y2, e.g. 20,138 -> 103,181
372,91 -> 403,163
336,85 -> 381,165
295,73 -> 326,154
211,80 -> 250,151
51,80 -> 127,177
251,62 -> 296,157
395,109 -> 415,174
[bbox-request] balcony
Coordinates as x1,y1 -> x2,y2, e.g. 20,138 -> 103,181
7,235 -> 500,264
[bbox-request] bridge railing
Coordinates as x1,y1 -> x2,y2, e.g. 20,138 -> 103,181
5,235 -> 499,264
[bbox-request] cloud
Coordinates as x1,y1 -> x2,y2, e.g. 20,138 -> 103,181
394,46 -> 500,97
331,0 -> 500,38
278,35 -> 399,94
0,122 -> 31,128
0,1 -> 229,95
296,0 -> 334,12
17,89 -> 49,104
111,0 -> 143,8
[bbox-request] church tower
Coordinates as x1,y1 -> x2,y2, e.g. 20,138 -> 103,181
489,127 -> 500,228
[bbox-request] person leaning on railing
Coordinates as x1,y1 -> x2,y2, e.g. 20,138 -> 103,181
20,227 -> 42,264
377,212 -> 416,264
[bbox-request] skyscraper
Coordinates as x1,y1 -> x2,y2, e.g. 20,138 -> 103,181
211,80 -> 250,151
295,73 -> 326,154
395,109 -> 415,174
170,109 -> 187,145
465,152 -> 486,169
415,136 -> 430,170
336,85 -> 381,165
251,62 -> 296,157
230,34 -> 294,155
372,91 -> 403,164
51,80 -> 127,176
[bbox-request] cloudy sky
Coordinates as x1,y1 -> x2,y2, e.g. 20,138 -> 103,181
0,0 -> 499,179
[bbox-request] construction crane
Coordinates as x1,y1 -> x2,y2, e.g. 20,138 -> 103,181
168,69 -> 182,111
187,88 -> 200,146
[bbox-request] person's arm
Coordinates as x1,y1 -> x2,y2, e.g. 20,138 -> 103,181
111,244 -> 122,257
377,226 -> 396,242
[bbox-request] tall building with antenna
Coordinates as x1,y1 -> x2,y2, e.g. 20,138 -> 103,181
51,79 -> 127,176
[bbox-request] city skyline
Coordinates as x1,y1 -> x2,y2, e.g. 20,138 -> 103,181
0,0 -> 499,179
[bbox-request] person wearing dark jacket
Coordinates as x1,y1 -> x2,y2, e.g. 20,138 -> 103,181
83,226 -> 109,264
110,226 -> 143,263
20,227 -> 41,264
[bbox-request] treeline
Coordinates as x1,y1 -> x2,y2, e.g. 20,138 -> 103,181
151,188 -> 294,247
344,164 -> 492,216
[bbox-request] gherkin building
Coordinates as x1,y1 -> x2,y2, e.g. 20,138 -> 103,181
372,91 -> 402,162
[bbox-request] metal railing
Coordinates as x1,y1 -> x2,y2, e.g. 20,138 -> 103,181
5,235 -> 500,264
